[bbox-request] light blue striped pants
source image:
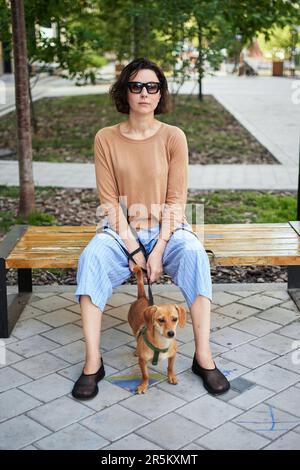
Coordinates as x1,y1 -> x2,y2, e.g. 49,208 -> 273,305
75,222 -> 212,312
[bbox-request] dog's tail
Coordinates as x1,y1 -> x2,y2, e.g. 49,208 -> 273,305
132,265 -> 147,299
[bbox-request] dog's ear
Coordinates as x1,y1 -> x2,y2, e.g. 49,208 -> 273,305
143,305 -> 158,328
175,304 -> 186,328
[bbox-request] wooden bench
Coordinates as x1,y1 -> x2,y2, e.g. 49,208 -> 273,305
1,221 -> 300,337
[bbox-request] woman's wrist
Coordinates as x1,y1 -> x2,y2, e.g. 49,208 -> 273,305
154,238 -> 167,255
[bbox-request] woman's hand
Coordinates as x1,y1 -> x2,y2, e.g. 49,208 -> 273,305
146,248 -> 164,283
128,252 -> 148,283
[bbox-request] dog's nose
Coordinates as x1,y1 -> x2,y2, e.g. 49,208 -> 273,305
167,331 -> 175,338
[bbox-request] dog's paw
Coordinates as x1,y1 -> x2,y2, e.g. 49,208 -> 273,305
168,374 -> 178,385
136,382 -> 148,394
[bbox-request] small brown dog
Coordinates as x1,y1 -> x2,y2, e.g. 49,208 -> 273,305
128,265 -> 186,394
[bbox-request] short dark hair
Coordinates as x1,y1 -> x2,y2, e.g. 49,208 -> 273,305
109,57 -> 171,115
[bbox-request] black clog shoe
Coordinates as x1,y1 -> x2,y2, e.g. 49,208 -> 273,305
192,354 -> 230,395
72,358 -> 105,400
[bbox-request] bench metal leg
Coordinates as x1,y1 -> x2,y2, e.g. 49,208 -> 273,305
0,264 -> 33,338
287,266 -> 300,311
0,259 -> 9,337
0,225 -> 30,338
18,268 -> 32,293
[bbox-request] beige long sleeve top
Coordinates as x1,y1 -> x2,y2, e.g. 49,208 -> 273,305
94,121 -> 188,242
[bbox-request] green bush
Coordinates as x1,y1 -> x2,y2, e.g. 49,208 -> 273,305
16,211 -> 57,226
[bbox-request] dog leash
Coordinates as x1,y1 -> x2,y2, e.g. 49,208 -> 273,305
138,326 -> 169,365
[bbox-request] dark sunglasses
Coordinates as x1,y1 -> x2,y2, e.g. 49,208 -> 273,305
127,81 -> 161,94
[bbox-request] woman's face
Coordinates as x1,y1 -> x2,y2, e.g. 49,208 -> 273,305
127,68 -> 161,116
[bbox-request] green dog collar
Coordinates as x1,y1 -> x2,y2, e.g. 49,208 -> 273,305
138,326 -> 169,366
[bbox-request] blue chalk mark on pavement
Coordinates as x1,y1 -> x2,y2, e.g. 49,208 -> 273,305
107,372 -> 166,394
221,368 -> 238,377
236,405 -> 300,432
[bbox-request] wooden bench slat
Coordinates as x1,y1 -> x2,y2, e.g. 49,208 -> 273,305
213,249 -> 300,255
197,223 -> 291,229
11,242 -> 300,252
17,231 -> 299,243
204,231 -> 296,238
26,223 -> 292,233
6,254 -> 300,269
14,229 -> 299,241
16,235 -> 94,241
14,240 -> 88,247
6,251 -> 300,268
27,226 -> 96,233
6,259 -> 79,269
205,239 -> 299,246
17,234 -> 297,247
27,222 -> 291,229
214,255 -> 300,266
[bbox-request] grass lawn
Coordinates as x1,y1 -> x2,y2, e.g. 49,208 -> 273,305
0,94 -> 276,164
188,190 -> 297,224
0,187 -> 296,239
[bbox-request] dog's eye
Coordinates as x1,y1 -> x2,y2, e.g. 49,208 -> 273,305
158,318 -> 165,323
172,317 -> 178,322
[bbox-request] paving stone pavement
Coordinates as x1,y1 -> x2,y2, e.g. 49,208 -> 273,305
1,284 -> 300,450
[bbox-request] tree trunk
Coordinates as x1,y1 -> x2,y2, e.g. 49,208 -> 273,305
10,0 -> 35,219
